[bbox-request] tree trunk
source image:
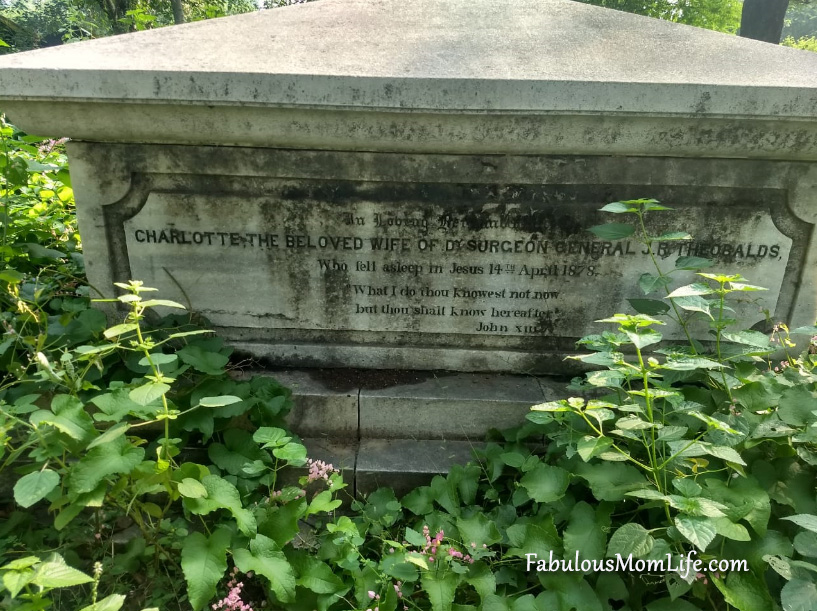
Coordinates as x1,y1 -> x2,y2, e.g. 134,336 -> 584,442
739,0 -> 790,43
171,0 -> 185,24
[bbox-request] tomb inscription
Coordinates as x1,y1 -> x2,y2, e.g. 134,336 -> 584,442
123,188 -> 791,344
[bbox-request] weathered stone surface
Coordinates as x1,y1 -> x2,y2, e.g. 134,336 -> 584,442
360,374 -> 548,439
265,371 -> 358,439
1,0 -> 816,374
1,0 -> 817,159
63,142 -> 817,372
356,439 -> 479,495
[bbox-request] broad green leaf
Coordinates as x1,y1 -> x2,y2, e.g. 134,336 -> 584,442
674,516 -> 717,551
607,523 -> 653,558
129,382 -> 170,406
178,344 -> 229,375
272,442 -> 307,465
655,231 -> 692,241
599,201 -> 638,213
457,514 -> 502,548
577,436 -> 614,462
713,572 -> 774,611
183,475 -> 257,536
588,223 -> 635,240
253,427 -> 289,447
624,328 -> 662,349
198,395 -> 242,408
137,353 -> 178,367
784,515 -> 817,534
78,593 -> 126,611
778,387 -> 817,427
68,437 -> 145,494
671,295 -> 711,317
14,469 -> 59,508
2,568 -> 34,598
795,532 -> 817,558
103,323 -> 138,339
672,478 -> 702,497
639,273 -> 671,295
139,299 -> 186,309
178,478 -> 208,499
181,529 -> 231,611
666,283 -> 713,298
576,462 -> 647,501
675,256 -> 713,270
713,517 -> 751,541
781,578 -> 817,611
233,534 -> 295,603
722,330 -> 772,348
564,502 -> 607,560
295,556 -> 345,594
519,464 -> 569,503
307,490 -> 342,516
87,422 -> 130,449
628,299 -> 670,316
422,570 -> 461,611
31,554 -> 93,588
466,561 -> 496,603
30,395 -> 95,442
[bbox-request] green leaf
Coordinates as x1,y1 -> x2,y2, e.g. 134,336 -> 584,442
14,469 -> 60,508
457,514 -> 502,548
639,273 -> 671,295
253,427 -> 289,448
68,437 -> 145,494
183,475 -> 257,536
233,534 -> 295,603
564,502 -> 607,560
675,256 -> 713,270
129,382 -> 170,406
78,593 -> 126,611
402,487 -> 434,515
139,299 -> 186,309
31,554 -> 93,588
307,490 -> 342,516
713,517 -> 751,541
599,201 -> 638,213
422,570 -> 461,611
784,515 -> 817,534
295,556 -> 345,594
721,330 -> 772,348
671,295 -> 711,317
576,462 -> 647,501
181,529 -> 231,611
795,532 -> 817,558
577,436 -> 614,462
465,561 -> 495,603
655,231 -> 692,241
712,572 -> 774,611
667,283 -> 713,298
178,345 -> 229,375
519,464 -> 569,503
103,323 -> 138,339
87,422 -> 130,450
272,442 -> 307,465
628,299 -> 670,316
178,478 -> 208,499
198,395 -> 242,408
781,578 -> 817,611
778,387 -> 817,427
138,353 -> 178,367
675,516 -> 717,551
2,568 -> 34,598
588,223 -> 635,240
607,523 -> 653,558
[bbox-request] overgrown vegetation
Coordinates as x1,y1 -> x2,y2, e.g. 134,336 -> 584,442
2,114 -> 817,610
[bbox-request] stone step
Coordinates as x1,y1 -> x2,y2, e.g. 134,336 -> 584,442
268,369 -> 567,441
260,369 -> 569,493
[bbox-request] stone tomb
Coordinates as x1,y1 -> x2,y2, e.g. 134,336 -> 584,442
2,0 -> 817,487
